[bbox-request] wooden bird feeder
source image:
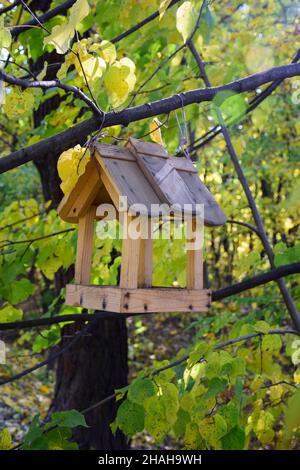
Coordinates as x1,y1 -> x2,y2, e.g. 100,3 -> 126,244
58,138 -> 226,314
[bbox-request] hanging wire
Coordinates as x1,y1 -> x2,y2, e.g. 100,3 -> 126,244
174,94 -> 191,160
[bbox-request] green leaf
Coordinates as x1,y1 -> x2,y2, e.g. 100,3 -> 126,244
128,378 -> 156,405
0,304 -> 23,323
173,408 -> 190,439
4,278 -> 35,304
22,415 -> 44,449
254,321 -> 271,334
221,426 -> 245,450
235,377 -> 244,404
144,396 -> 170,443
48,410 -> 88,429
199,414 -> 228,448
262,335 -> 282,354
46,427 -> 78,450
219,402 -> 239,431
184,422 -> 204,450
160,383 -> 179,425
115,400 -> 144,437
204,377 -> 228,399
211,91 -> 247,125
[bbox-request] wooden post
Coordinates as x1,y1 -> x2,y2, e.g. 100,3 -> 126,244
120,214 -> 141,289
75,205 -> 96,285
138,218 -> 152,288
186,216 -> 203,290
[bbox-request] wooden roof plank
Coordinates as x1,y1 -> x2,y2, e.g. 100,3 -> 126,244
128,137 -> 168,158
179,171 -> 227,226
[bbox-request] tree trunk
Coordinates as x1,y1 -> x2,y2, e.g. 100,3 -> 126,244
49,318 -> 129,450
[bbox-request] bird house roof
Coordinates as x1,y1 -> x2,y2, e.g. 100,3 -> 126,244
58,138 -> 227,226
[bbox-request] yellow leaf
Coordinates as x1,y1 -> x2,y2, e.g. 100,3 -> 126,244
3,88 -> 35,118
294,368 -> 300,384
77,55 -> 106,81
44,0 -> 90,54
0,429 -> 12,450
39,385 -> 50,394
44,23 -> 74,54
159,0 -> 173,20
57,145 -> 90,195
96,40 -> 117,64
69,0 -> 90,28
104,59 -> 136,107
245,45 -> 274,73
0,22 -> 12,49
150,118 -> 164,146
176,1 -> 196,43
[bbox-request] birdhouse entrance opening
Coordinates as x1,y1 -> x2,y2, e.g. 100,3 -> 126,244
58,138 -> 226,314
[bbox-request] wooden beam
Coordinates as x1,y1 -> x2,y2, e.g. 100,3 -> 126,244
186,217 -> 204,289
120,215 -> 141,289
74,205 -> 96,284
58,158 -> 100,223
138,220 -> 152,287
66,285 -> 210,313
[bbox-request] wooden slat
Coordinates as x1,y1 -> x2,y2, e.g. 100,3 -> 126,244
94,142 -> 135,162
186,217 -> 203,290
74,205 -> 96,284
98,166 -> 121,210
128,137 -> 168,158
134,152 -> 196,209
120,287 -> 209,313
120,215 -> 141,289
179,171 -> 227,226
58,158 -> 100,223
66,284 -> 122,311
66,285 -> 210,313
69,172 -> 101,221
138,221 -> 152,287
170,156 -> 198,173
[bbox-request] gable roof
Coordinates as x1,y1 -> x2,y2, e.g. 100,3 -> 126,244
58,138 -> 227,226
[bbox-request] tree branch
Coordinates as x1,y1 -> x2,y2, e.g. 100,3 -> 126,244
1,62 -> 300,174
0,68 -> 103,117
0,320 -> 94,386
0,228 -> 74,250
11,0 -> 76,38
110,0 -> 181,44
0,262 -> 299,331
187,48 -> 300,153
0,0 -> 20,16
